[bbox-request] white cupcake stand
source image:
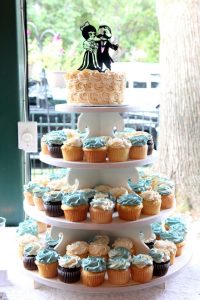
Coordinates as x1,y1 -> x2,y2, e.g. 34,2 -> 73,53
24,104 -> 192,293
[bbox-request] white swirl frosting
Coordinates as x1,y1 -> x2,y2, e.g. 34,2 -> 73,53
112,237 -> 134,251
141,190 -> 161,202
108,137 -> 131,149
66,241 -> 89,256
58,255 -> 81,268
89,244 -> 110,256
90,198 -> 115,211
63,137 -> 82,147
154,240 -> 177,254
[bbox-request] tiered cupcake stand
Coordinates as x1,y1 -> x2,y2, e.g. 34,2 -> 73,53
24,104 -> 192,293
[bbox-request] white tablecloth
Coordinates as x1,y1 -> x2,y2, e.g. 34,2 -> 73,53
0,222 -> 200,300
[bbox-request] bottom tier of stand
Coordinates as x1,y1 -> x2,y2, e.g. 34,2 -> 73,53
23,245 -> 192,294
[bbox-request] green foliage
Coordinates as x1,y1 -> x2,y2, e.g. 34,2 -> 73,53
27,0 -> 159,72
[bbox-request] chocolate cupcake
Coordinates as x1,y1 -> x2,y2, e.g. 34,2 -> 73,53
57,255 -> 81,283
46,130 -> 67,158
23,242 -> 41,270
149,248 -> 170,276
43,191 -> 64,217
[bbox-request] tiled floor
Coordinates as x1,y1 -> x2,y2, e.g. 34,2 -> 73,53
0,221 -> 200,300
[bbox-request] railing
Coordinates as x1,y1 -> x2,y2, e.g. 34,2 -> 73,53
29,107 -> 159,177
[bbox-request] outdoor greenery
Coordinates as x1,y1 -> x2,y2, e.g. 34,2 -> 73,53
27,0 -> 160,73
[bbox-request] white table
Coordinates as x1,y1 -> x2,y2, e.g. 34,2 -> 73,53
0,222 -> 199,300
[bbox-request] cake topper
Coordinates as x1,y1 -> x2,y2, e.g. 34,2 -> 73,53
78,22 -> 119,72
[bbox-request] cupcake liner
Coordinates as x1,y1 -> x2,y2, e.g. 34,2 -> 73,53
107,268 -> 131,285
62,205 -> 88,222
83,148 -> 107,163
131,265 -> 153,283
153,260 -> 170,276
41,141 -> 50,155
142,199 -> 161,215
23,255 -> 38,271
117,204 -> 143,221
57,266 -> 81,283
24,191 -> 34,206
44,202 -> 64,217
81,270 -> 105,287
107,147 -> 130,162
36,261 -> 58,278
89,207 -> 113,224
62,146 -> 84,161
33,196 -> 45,211
161,194 -> 174,209
48,145 -> 63,158
129,145 -> 148,160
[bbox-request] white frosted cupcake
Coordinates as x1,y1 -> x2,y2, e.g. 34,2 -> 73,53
61,137 -> 83,161
107,137 -> 131,162
141,190 -> 161,215
131,254 -> 153,283
89,198 -> 115,224
88,243 -> 110,259
66,241 -> 89,259
154,240 -> 177,265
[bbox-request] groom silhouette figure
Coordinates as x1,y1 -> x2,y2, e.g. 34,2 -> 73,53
96,25 -> 118,71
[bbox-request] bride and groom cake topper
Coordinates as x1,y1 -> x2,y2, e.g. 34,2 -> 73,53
78,21 -> 119,72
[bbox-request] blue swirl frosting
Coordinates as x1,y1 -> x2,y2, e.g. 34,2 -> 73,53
107,257 -> 131,270
128,179 -> 151,193
128,135 -> 148,146
83,137 -> 106,149
165,216 -> 186,227
151,222 -> 164,235
23,181 -> 39,193
33,186 -> 50,198
81,256 -> 106,272
16,219 -> 38,237
148,248 -> 170,263
35,248 -> 59,264
42,191 -> 63,204
117,193 -> 142,206
46,130 -> 67,146
108,247 -> 132,260
157,185 -> 173,196
62,192 -> 88,207
131,254 -> 153,266
160,230 -> 185,243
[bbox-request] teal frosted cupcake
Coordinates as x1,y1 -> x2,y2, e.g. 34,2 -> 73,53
23,181 -> 39,205
81,256 -> 107,286
149,248 -> 170,276
33,185 -> 50,211
23,242 -> 41,270
35,248 -> 59,278
42,191 -> 64,217
107,257 -> 131,285
61,192 -> 89,222
131,254 -> 153,283
117,193 -> 143,221
128,178 -> 151,195
156,184 -> 174,209
57,255 -> 81,283
16,219 -> 38,237
83,137 -> 107,163
108,247 -> 132,261
46,130 -> 67,158
128,135 -> 148,160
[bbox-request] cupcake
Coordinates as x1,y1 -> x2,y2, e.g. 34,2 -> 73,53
156,184 -> 175,209
108,247 -> 132,261
61,137 -> 83,161
23,242 -> 41,270
81,256 -> 106,287
133,131 -> 154,155
107,257 -> 131,285
57,255 -> 81,283
159,229 -> 186,257
128,135 -> 148,160
154,240 -> 177,265
164,216 -> 186,231
88,243 -> 110,259
117,193 -> 143,221
149,248 -> 170,276
107,137 -> 131,162
66,241 -> 89,259
89,198 -> 115,224
78,188 -> 96,206
43,191 -> 64,217
32,185 -> 50,211
35,248 -> 59,278
141,190 -> 161,215
109,186 -> 129,199
140,232 -> 156,249
151,222 -> 164,240
23,181 -> 39,206
131,254 -> 153,283
46,130 -> 67,158
17,234 -> 38,258
112,237 -> 136,255
90,234 -> 110,245
83,137 -> 107,163
41,134 -> 50,155
61,192 -> 89,222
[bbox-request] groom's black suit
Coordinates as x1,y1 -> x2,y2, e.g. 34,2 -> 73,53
97,40 -> 118,70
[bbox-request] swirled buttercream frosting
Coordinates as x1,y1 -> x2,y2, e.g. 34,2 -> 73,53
81,256 -> 106,272
117,193 -> 142,206
35,248 -> 59,264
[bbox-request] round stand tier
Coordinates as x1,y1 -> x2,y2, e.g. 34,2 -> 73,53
24,201 -> 175,231
24,244 -> 192,294
55,104 -> 154,113
39,152 -> 157,169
